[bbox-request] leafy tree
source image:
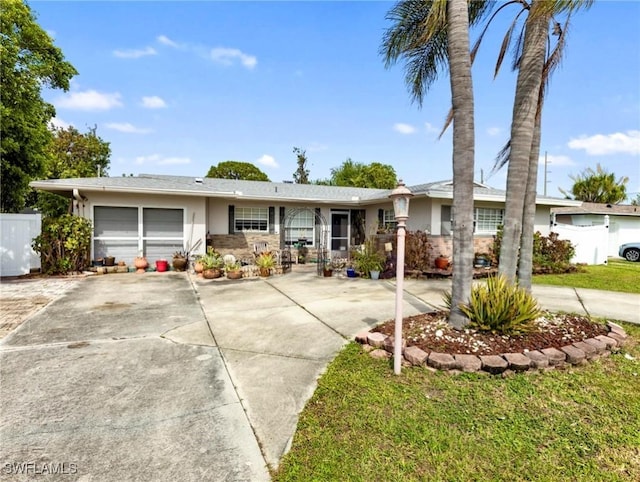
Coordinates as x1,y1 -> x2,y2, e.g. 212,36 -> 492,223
630,193 -> 640,206
1,0 -> 77,212
292,147 -> 310,184
34,125 -> 111,217
328,159 -> 397,189
560,164 -> 628,204
206,161 -> 270,181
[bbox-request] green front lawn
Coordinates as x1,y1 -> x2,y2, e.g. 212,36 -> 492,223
273,324 -> 640,481
533,258 -> 640,294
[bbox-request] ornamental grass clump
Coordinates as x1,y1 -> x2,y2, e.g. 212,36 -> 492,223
445,275 -> 542,335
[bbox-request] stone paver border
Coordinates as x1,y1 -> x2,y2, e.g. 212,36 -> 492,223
355,321 -> 629,375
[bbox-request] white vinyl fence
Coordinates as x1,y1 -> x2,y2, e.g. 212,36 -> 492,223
553,217 -> 609,265
0,213 -> 42,277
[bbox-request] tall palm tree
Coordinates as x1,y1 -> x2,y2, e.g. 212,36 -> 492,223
382,0 -> 491,329
480,0 -> 593,286
499,1 -> 550,283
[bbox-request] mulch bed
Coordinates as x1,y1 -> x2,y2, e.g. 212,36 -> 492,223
373,311 -> 610,356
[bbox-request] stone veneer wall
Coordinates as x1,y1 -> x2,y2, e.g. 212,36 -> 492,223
372,234 -> 495,267
210,234 -> 280,261
210,234 -> 323,263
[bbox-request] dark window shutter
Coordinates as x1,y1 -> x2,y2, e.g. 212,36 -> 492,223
315,208 -> 321,245
279,207 -> 286,247
228,205 -> 235,234
268,206 -> 275,234
378,209 -> 384,227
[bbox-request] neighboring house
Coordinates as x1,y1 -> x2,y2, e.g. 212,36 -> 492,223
552,202 -> 640,258
29,175 -> 580,264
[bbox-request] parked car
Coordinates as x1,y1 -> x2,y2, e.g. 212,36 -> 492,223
619,242 -> 640,262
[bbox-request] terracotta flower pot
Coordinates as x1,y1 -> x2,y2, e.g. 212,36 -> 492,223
435,256 -> 449,270
134,256 -> 148,274
194,261 -> 204,277
226,270 -> 243,280
203,268 -> 222,279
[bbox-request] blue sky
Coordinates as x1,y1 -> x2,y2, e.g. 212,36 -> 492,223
35,1 -> 640,200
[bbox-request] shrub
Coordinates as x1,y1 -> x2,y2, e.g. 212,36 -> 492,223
405,230 -> 431,271
32,214 -> 92,274
444,275 -> 542,335
493,227 -> 576,274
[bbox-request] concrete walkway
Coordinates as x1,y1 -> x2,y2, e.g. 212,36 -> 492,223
1,269 -> 638,480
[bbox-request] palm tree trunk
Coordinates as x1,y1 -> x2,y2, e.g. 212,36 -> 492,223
498,1 -> 550,283
447,0 -> 475,329
517,108 -> 542,291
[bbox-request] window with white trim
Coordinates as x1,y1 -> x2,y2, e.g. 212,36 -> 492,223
234,207 -> 268,232
474,207 -> 504,234
285,209 -> 315,246
383,209 -> 398,230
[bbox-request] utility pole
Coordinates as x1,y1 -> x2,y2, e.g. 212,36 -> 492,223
543,151 -> 549,196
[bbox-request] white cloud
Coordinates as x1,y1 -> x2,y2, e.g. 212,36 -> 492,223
135,154 -> 191,166
105,123 -> 152,134
487,127 -> 502,137
541,154 -> 576,166
210,47 -> 257,69
257,154 -> 278,168
568,130 -> 640,156
425,122 -> 439,134
394,123 -> 416,135
141,96 -> 167,108
157,35 -> 179,48
55,90 -> 123,111
113,46 -> 157,59
49,117 -> 72,130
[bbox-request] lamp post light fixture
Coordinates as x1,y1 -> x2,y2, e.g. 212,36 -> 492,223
389,180 -> 413,375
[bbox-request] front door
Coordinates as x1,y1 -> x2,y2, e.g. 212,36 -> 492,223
331,211 -> 349,255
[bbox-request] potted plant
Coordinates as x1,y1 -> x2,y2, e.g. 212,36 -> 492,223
474,252 -> 491,268
156,259 -> 169,272
193,255 -> 204,276
172,250 -> 188,271
435,255 -> 450,270
134,254 -> 148,274
256,251 -> 275,277
201,248 -> 223,279
225,260 -> 243,279
353,240 -> 385,279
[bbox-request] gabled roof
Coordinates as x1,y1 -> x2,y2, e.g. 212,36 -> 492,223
552,202 -> 640,217
29,174 -> 579,207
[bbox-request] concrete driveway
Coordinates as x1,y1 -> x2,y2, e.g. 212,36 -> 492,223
0,274 -> 269,481
2,268 -> 638,480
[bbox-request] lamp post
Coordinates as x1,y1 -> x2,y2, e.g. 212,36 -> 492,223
389,180 -> 413,375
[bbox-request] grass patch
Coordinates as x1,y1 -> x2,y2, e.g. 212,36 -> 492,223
533,259 -> 640,294
273,323 -> 640,481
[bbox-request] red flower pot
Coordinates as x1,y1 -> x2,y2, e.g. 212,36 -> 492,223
156,259 -> 169,272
